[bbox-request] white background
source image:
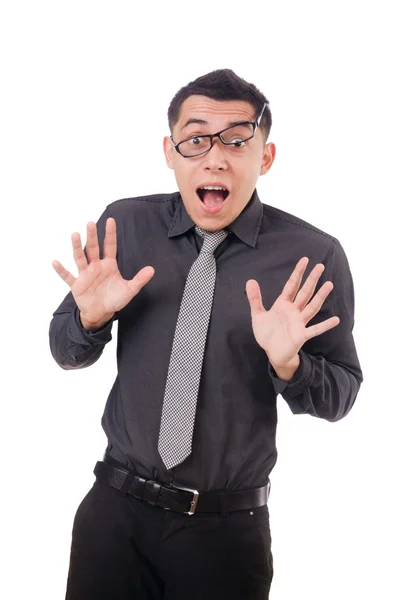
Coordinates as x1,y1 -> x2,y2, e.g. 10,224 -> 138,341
1,1 -> 396,598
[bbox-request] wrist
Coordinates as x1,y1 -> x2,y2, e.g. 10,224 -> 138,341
270,355 -> 300,382
79,311 -> 114,331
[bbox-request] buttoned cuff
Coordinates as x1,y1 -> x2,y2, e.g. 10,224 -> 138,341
268,350 -> 314,398
68,306 -> 114,345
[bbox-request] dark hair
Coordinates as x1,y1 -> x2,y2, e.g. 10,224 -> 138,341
167,68 -> 272,143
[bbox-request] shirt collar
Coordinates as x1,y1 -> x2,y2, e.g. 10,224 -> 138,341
168,188 -> 264,248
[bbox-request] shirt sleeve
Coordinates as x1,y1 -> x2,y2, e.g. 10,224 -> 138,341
268,238 -> 363,422
49,205 -> 119,370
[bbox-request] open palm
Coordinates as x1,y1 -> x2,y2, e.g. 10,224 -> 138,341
52,217 -> 154,328
246,257 -> 340,368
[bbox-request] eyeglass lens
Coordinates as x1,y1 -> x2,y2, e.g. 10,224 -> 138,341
178,123 -> 255,157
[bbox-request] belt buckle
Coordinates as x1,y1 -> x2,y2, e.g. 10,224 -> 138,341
173,485 -> 200,515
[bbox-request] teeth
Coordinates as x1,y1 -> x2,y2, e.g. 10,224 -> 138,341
202,185 -> 226,191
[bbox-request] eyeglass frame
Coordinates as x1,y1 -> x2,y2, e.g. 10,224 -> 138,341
169,100 -> 270,158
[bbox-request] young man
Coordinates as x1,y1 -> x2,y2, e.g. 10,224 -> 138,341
50,68 -> 363,600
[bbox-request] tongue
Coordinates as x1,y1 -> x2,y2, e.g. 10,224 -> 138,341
202,190 -> 225,207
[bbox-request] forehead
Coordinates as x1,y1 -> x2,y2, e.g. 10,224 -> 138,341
176,95 -> 256,129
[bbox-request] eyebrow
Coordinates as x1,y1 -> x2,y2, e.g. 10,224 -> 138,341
180,118 -> 250,131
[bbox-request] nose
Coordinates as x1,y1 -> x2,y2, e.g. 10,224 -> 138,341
202,136 -> 228,170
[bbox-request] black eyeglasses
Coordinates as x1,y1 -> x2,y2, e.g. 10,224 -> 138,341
170,100 -> 269,158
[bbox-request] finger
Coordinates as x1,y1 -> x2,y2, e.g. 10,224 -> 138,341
126,266 -> 155,297
103,217 -> 117,260
52,260 -> 76,288
304,315 -> 340,341
294,263 -> 326,310
280,257 -> 309,302
301,281 -> 334,323
246,279 -> 266,316
72,232 -> 88,273
85,221 -> 100,262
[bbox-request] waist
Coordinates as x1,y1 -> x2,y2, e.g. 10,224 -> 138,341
94,457 -> 271,515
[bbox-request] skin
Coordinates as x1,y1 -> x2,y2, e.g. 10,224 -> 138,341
163,95 -> 275,233
52,95 -> 340,380
52,218 -> 155,330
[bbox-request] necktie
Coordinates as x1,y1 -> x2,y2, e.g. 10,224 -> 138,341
158,225 -> 229,470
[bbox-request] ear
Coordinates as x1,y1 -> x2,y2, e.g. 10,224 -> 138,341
260,142 -> 276,176
163,136 -> 175,170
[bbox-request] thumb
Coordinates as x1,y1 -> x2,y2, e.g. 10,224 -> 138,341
127,266 -> 155,297
246,279 -> 266,317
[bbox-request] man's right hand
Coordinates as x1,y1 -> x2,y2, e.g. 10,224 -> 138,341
52,217 -> 155,330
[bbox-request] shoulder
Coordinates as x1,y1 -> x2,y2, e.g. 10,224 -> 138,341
262,202 -> 338,243
105,191 -> 180,216
261,202 -> 341,259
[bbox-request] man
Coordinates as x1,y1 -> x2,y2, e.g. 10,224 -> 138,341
50,68 -> 363,600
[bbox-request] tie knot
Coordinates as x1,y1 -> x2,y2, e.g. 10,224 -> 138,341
195,226 -> 229,254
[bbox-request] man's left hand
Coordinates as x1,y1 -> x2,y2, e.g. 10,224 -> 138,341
246,256 -> 340,374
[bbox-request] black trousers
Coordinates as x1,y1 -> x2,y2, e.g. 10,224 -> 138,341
65,464 -> 274,599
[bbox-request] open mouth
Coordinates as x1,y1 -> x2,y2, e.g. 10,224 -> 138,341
196,187 -> 230,208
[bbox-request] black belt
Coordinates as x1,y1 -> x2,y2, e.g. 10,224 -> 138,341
94,460 -> 270,515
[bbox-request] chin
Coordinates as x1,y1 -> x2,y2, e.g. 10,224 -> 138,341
198,223 -> 223,232
196,217 -> 230,232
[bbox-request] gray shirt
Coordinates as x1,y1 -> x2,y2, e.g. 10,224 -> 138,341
49,189 -> 363,491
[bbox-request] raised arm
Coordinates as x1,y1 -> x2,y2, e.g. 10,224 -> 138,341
246,240 -> 363,421
49,207 -> 154,370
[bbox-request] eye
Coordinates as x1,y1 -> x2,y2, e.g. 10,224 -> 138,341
230,139 -> 247,147
184,135 -> 205,146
